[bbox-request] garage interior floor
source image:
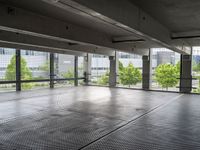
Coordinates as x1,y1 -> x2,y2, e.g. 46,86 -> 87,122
0,86 -> 199,150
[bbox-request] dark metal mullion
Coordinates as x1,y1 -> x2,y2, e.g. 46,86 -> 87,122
16,49 -> 21,91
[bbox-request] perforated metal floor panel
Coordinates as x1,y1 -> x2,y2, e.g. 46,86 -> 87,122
0,86 -> 199,149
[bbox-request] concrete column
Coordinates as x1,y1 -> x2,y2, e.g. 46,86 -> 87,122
16,49 -> 21,91
109,53 -> 118,87
142,55 -> 151,90
116,51 -> 119,85
83,53 -> 92,85
50,53 -> 54,88
74,56 -> 78,86
180,55 -> 192,93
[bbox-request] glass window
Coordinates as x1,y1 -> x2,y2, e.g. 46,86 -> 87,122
0,47 -> 16,92
54,53 -> 75,87
91,54 -> 110,86
21,50 -> 50,90
117,52 -> 142,88
151,48 -> 180,91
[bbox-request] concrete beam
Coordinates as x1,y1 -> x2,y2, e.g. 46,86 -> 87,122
0,41 -> 85,56
172,31 -> 200,40
0,3 -> 117,55
0,30 -> 115,56
0,3 -> 157,56
53,0 -> 190,54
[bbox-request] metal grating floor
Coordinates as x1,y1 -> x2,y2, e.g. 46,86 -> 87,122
0,86 -> 199,149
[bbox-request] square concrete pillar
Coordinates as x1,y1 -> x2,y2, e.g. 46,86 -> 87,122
142,55 -> 151,90
16,49 -> 21,91
109,53 -> 118,87
180,55 -> 192,93
83,53 -> 92,85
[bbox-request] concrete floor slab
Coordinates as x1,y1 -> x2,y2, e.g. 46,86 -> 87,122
0,86 -> 198,149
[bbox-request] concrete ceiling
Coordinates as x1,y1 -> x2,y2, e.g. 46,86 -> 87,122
0,0 -> 198,56
131,0 -> 200,33
0,0 -> 135,37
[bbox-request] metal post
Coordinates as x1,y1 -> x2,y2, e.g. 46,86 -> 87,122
50,53 -> 54,88
16,49 -> 21,91
74,56 -> 78,86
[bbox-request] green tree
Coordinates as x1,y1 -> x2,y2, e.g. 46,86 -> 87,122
119,63 -> 142,87
62,69 -> 74,84
155,64 -> 179,90
192,76 -> 200,93
5,56 -> 16,81
193,62 -> 200,72
119,61 -> 124,71
175,61 -> 181,75
5,55 -> 33,89
97,72 -> 109,85
39,61 -> 50,72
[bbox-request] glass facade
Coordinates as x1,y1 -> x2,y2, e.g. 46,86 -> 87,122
78,56 -> 84,78
0,48 -> 16,92
0,47 -> 85,92
151,48 -> 180,92
117,52 -> 142,88
0,46 -> 199,94
91,54 -> 110,86
54,53 -> 75,87
20,50 -> 50,90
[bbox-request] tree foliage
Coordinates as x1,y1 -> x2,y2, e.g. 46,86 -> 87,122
119,63 -> 142,87
5,55 -> 33,89
97,71 -> 109,85
62,69 -> 74,78
39,61 -> 50,72
62,69 -> 74,84
119,61 -> 124,71
97,62 -> 142,87
155,63 -> 179,90
193,62 -> 200,72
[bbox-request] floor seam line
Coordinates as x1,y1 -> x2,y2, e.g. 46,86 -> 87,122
78,94 -> 184,150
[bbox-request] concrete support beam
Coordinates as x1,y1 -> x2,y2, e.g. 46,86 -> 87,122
142,54 -> 151,90
109,54 -> 117,87
0,4 -> 116,54
59,0 -> 190,54
50,53 -> 54,88
180,55 -> 192,93
83,53 -> 92,85
16,49 -> 21,91
74,56 -> 78,86
0,3 -> 189,55
0,30 -> 115,56
0,41 -> 85,56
